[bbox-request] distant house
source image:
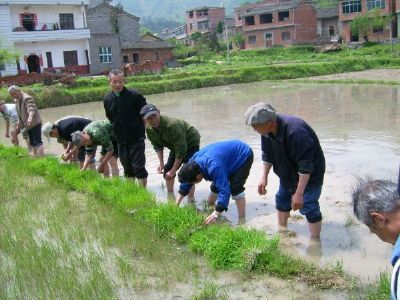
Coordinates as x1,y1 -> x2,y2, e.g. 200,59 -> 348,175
338,0 -> 395,42
234,0 -> 318,49
0,0 -> 90,76
158,25 -> 189,45
316,7 -> 339,43
186,6 -> 226,36
122,33 -> 175,66
87,2 -> 140,75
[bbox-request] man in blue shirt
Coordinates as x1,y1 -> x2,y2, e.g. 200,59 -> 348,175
177,140 -> 253,225
353,173 -> 400,300
245,102 -> 325,238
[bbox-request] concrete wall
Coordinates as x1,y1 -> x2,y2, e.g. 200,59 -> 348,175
87,4 -> 139,74
10,4 -> 87,30
15,39 -> 89,71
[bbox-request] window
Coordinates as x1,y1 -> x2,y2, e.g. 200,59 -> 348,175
198,20 -> 209,30
367,0 -> 385,10
282,31 -> 291,41
260,13 -> 273,24
63,51 -> 78,66
248,35 -> 256,44
99,47 -> 112,63
59,14 -> 74,30
189,11 -> 194,18
245,16 -> 255,26
265,33 -> 273,40
329,25 -> 335,36
278,11 -> 289,21
132,53 -> 140,64
342,0 -> 362,14
373,25 -> 384,33
20,13 -> 36,31
46,52 -> 53,68
123,55 -> 129,63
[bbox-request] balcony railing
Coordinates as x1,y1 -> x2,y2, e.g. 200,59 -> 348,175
13,22 -> 87,32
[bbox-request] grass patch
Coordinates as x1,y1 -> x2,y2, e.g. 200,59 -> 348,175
365,272 -> 391,299
0,144 -> 357,294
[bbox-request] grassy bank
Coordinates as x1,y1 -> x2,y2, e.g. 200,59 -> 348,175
0,144 -> 357,297
1,44 -> 400,108
4,58 -> 400,109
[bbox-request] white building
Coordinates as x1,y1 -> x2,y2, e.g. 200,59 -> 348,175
0,0 -> 91,76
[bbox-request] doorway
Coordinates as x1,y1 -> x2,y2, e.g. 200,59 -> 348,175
27,55 -> 40,73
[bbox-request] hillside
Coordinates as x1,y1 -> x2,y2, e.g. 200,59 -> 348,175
111,0 -> 257,31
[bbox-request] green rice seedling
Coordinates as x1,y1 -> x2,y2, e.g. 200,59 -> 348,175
191,280 -> 228,300
189,225 -> 270,269
0,145 -> 356,291
138,203 -> 204,242
364,272 -> 390,299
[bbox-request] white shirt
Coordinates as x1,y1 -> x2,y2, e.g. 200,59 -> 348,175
0,103 -> 19,124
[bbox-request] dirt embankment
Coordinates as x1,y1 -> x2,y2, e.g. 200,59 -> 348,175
304,69 -> 400,82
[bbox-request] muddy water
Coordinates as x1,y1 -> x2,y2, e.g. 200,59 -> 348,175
2,81 -> 399,283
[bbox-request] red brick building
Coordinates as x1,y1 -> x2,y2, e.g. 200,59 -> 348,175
186,6 -> 225,36
122,33 -> 175,66
339,0 -> 395,42
234,0 -> 318,49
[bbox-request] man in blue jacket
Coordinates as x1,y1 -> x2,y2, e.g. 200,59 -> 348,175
245,102 -> 325,238
352,170 -> 400,300
177,140 -> 253,225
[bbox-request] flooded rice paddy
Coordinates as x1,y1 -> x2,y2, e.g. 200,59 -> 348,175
2,81 -> 399,284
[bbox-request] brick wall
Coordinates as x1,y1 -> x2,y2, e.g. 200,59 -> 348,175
293,2 -> 318,43
122,48 -> 174,64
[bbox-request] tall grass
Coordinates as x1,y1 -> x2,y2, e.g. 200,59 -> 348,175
365,272 -> 391,299
0,145 -> 356,292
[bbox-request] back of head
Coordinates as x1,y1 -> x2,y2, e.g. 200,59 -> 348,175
71,130 -> 84,147
244,102 -> 277,126
178,162 -> 201,183
8,85 -> 21,94
353,178 -> 400,227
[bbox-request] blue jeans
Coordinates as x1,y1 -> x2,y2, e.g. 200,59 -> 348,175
275,184 -> 322,223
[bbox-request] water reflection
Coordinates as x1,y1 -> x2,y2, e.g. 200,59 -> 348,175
1,81 -> 398,281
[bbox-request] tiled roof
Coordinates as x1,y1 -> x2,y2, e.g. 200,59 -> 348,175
122,40 -> 173,49
241,0 -> 302,16
316,7 -> 339,18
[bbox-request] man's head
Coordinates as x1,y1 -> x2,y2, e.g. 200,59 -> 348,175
42,122 -> 58,142
178,162 -> 204,184
140,103 -> 160,128
8,85 -> 22,99
353,178 -> 400,244
108,70 -> 125,93
244,102 -> 278,135
71,130 -> 92,147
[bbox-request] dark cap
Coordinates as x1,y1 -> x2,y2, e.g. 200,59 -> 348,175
244,102 -> 277,126
140,103 -> 159,119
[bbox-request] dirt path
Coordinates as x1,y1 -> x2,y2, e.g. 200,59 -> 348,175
303,68 -> 400,82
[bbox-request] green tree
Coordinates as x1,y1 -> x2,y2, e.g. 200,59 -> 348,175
350,11 -> 392,42
0,42 -> 18,73
216,21 -> 224,35
350,14 -> 371,42
231,32 -> 245,49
